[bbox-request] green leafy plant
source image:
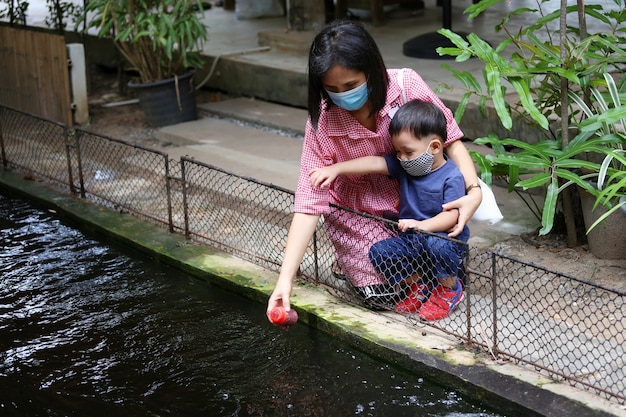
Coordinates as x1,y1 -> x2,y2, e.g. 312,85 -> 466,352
45,0 -> 84,32
436,0 -> 626,243
0,0 -> 30,25
588,149 -> 626,231
1,0 -> 85,31
573,72 -> 626,221
83,0 -> 208,83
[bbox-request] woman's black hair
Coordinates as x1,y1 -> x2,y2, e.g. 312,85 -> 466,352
307,20 -> 389,130
389,99 -> 448,142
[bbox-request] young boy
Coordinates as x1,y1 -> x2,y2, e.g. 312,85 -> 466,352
309,99 -> 469,321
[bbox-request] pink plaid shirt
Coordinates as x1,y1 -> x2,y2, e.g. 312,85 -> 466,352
295,68 -> 464,217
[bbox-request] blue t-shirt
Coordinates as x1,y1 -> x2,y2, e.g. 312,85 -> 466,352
384,155 -> 470,242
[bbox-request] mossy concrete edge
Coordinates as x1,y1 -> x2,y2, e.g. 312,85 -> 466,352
1,170 -> 622,417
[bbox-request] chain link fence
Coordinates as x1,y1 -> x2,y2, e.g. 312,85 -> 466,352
1,104 -> 624,404
74,128 -> 175,228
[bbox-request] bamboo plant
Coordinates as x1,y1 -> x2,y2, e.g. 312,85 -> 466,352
84,0 -> 208,83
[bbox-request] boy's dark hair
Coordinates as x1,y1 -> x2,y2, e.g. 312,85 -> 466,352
307,20 -> 389,130
389,99 -> 447,143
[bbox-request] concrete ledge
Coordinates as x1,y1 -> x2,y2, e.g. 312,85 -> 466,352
198,97 -> 307,137
0,170 -> 622,417
258,30 -> 314,55
197,53 -> 308,108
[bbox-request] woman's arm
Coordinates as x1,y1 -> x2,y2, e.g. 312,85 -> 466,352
443,140 -> 482,237
398,209 -> 459,233
267,212 -> 320,314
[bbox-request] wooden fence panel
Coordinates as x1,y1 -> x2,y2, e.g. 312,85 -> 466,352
0,25 -> 73,126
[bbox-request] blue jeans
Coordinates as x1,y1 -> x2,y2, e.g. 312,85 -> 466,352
368,232 -> 467,285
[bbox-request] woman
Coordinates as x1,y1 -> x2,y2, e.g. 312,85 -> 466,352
267,20 -> 482,314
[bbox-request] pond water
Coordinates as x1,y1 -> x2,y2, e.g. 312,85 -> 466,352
0,192 -> 506,416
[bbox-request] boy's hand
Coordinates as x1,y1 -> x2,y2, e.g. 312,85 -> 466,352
398,219 -> 423,232
309,166 -> 338,189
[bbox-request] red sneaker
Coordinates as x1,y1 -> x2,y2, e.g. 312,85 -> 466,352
394,283 -> 432,314
418,279 -> 465,321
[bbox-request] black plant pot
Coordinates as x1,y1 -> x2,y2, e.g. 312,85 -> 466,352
128,70 -> 198,128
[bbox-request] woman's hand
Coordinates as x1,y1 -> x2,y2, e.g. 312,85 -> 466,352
442,187 -> 482,237
443,140 -> 483,237
267,275 -> 293,314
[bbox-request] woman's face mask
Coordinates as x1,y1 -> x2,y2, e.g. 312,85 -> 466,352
325,81 -> 369,111
398,143 -> 435,177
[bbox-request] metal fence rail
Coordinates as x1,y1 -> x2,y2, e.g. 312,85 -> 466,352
0,106 -> 71,191
1,104 -> 624,404
179,156 -> 294,271
74,128 -> 174,228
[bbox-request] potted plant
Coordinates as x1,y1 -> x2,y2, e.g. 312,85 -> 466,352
573,79 -> 626,258
592,150 -> 626,230
472,73 -> 626,258
581,148 -> 626,258
83,0 -> 208,127
434,0 -> 626,257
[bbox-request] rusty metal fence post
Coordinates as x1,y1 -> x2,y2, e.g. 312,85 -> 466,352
491,251 -> 499,357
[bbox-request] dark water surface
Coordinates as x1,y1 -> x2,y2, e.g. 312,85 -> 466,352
0,193 -> 505,416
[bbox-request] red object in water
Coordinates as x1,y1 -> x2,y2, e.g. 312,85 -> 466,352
269,307 -> 298,327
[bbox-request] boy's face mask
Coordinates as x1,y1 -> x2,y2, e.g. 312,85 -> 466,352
398,142 -> 435,177
325,81 -> 369,111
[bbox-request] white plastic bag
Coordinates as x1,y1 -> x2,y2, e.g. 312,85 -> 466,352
470,178 -> 504,225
